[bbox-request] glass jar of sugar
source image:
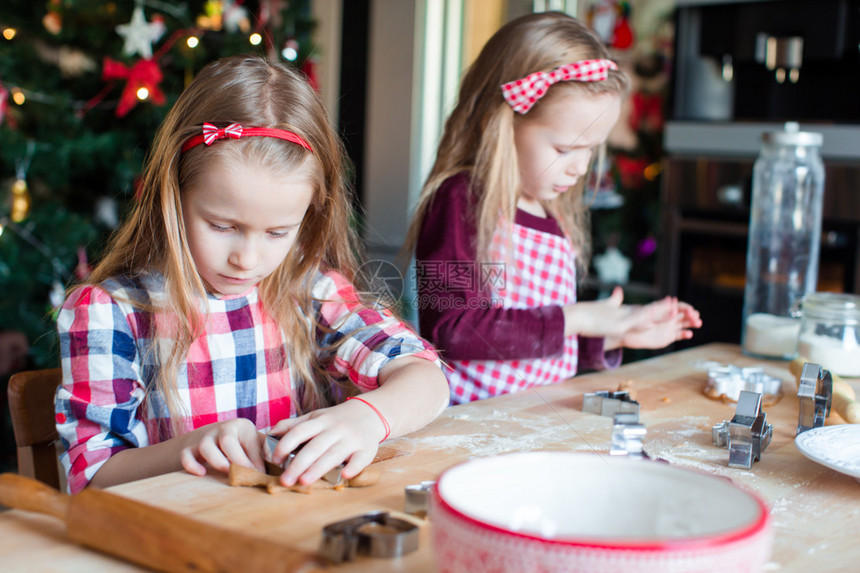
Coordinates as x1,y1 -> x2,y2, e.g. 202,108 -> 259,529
795,293 -> 860,377
741,122 -> 824,360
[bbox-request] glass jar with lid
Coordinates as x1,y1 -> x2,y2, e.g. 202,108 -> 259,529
794,292 -> 860,377
741,122 -> 825,359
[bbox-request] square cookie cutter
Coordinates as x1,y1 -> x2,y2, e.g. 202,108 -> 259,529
796,362 -> 833,435
712,390 -> 773,469
582,390 -> 641,421
610,411 -> 648,459
263,434 -> 344,485
582,391 -> 648,458
404,481 -> 435,518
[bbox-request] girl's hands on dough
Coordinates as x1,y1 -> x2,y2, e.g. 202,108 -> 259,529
267,399 -> 383,486
179,417 -> 266,476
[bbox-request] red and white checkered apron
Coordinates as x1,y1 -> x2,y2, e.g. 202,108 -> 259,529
447,220 -> 578,404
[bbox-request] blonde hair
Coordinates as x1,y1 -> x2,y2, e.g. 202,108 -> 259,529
404,12 -> 629,273
85,55 -> 360,434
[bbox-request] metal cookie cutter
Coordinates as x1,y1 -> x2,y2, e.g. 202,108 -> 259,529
582,390 -> 641,421
797,362 -> 833,435
610,411 -> 649,458
712,390 -> 773,469
404,481 -> 435,518
706,364 -> 783,402
320,511 -> 419,563
264,434 -> 343,485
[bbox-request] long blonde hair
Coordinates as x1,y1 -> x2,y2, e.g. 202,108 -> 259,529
85,55 -> 360,433
404,12 -> 629,273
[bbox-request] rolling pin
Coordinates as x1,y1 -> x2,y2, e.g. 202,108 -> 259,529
0,473 -> 323,573
790,358 -> 860,423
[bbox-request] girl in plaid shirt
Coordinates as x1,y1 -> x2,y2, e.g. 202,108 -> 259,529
55,56 -> 449,494
404,13 -> 701,404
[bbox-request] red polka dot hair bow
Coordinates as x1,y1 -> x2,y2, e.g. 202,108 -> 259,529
500,59 -> 618,114
202,122 -> 243,145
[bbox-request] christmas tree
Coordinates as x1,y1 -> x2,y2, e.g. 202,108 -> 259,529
0,0 -> 315,469
0,0 -> 316,367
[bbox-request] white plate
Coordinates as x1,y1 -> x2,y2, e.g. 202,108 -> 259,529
795,424 -> 860,480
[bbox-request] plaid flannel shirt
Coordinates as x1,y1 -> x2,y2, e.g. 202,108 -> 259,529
56,270 -> 438,493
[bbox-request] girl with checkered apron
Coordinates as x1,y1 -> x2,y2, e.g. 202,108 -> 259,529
55,56 -> 449,494
406,13 -> 701,405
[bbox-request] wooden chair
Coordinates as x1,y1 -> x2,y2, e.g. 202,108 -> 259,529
7,368 -> 63,489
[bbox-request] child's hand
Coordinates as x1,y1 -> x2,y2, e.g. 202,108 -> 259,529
179,418 -> 266,476
612,300 -> 702,349
564,287 -> 702,349
266,399 -> 385,487
563,286 -> 643,339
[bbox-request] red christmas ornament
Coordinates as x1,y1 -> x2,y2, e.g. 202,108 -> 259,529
610,1 -> 635,50
629,92 -> 664,133
102,57 -> 166,117
612,16 -> 634,49
615,155 -> 650,190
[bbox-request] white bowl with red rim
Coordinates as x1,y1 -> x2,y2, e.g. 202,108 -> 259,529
431,452 -> 772,573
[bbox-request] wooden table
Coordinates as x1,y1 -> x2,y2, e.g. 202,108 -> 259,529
2,343 -> 859,572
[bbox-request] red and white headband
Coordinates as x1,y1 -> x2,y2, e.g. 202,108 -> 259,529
181,122 -> 313,153
501,58 -> 618,114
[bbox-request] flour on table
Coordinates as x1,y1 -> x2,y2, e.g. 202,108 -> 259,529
415,408 -> 609,457
411,425 -> 590,458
